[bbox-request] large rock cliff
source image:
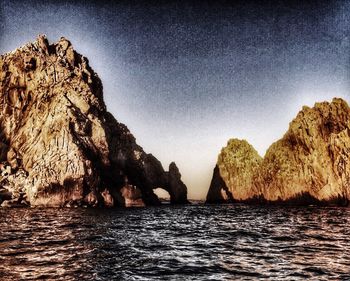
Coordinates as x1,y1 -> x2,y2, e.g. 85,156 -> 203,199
206,98 -> 350,205
0,35 -> 188,207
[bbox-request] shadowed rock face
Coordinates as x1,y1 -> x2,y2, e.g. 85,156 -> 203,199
207,98 -> 350,206
206,165 -> 234,203
0,35 -> 188,207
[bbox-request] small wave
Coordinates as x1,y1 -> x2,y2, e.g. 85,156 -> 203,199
0,205 -> 349,280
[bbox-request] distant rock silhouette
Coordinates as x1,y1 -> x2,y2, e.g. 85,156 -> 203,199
0,35 -> 188,207
207,98 -> 350,206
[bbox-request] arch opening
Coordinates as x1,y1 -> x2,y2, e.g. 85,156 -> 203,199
154,187 -> 171,204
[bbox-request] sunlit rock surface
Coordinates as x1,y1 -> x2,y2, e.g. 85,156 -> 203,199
206,140 -> 262,203
121,180 -> 145,207
207,98 -> 350,205
0,35 -> 188,207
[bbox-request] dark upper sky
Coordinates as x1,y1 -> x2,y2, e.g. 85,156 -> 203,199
0,0 -> 349,199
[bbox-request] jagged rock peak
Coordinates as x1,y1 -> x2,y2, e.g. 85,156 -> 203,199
0,35 -> 188,207
206,98 -> 350,206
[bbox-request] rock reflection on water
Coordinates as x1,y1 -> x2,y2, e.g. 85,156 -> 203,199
0,205 -> 350,280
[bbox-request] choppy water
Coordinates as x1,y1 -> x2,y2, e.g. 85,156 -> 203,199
0,204 -> 350,280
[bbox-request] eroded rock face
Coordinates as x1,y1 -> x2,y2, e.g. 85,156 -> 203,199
0,35 -> 188,207
167,162 -> 188,204
206,98 -> 350,205
206,139 -> 262,203
121,181 -> 145,207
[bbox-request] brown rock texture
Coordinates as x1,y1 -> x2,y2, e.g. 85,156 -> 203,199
206,98 -> 350,205
0,35 -> 188,207
206,139 -> 262,203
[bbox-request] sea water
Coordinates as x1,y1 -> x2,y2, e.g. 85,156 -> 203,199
0,204 -> 349,280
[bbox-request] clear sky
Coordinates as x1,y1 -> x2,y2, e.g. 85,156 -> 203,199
0,0 -> 349,200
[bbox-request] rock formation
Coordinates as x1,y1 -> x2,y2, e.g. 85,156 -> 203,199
206,98 -> 350,205
0,35 -> 188,207
207,139 -> 262,203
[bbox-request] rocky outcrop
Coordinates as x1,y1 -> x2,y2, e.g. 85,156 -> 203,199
167,162 -> 189,204
206,139 -> 262,203
0,35 -> 188,207
121,183 -> 145,207
206,165 -> 234,203
206,98 -> 350,206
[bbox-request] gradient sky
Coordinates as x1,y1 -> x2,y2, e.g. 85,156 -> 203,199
0,0 -> 349,199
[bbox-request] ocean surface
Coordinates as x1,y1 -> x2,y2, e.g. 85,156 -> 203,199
0,204 -> 349,280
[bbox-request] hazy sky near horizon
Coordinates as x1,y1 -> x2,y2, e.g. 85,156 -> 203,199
0,0 -> 349,199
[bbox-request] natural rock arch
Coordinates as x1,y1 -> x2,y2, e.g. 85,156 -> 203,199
0,35 -> 189,207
